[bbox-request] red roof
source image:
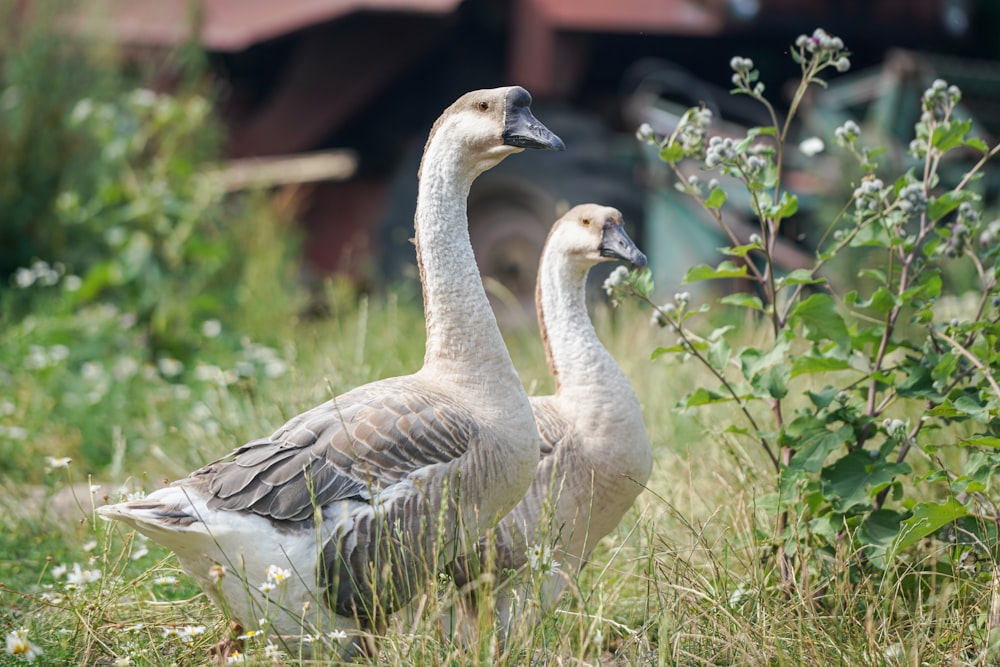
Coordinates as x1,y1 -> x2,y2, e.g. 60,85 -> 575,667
65,0 -> 463,51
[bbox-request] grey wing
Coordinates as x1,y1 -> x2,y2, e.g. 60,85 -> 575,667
194,379 -> 480,523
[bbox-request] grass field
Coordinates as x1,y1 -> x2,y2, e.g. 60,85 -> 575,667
1,283 -> 996,666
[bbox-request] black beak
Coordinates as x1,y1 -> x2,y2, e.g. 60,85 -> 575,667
502,86 -> 565,151
600,222 -> 647,267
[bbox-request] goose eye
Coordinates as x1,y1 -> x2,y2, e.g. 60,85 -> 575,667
478,101 -> 489,111
581,218 -> 591,226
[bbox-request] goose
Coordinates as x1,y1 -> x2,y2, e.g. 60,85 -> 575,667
97,86 -> 564,655
449,203 -> 653,638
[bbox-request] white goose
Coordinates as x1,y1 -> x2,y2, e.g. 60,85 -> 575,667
450,203 -> 653,637
98,86 -> 564,654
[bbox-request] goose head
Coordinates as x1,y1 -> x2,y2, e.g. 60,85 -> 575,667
421,86 -> 565,179
547,203 -> 647,270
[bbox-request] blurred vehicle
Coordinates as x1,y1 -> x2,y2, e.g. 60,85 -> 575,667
43,0 -> 992,319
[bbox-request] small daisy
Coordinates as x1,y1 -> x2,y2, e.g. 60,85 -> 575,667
65,562 -> 101,586
45,456 -> 72,470
130,545 -> 149,561
175,625 -> 206,643
82,540 -> 98,553
258,582 -> 276,595
236,629 -> 262,641
112,657 -> 132,667
226,650 -> 245,664
152,575 -> 178,586
263,642 -> 284,659
527,543 -> 560,575
51,563 -> 67,579
264,565 -> 291,584
327,629 -> 348,643
5,628 -> 42,662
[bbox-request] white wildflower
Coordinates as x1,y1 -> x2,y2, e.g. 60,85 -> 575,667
5,628 -> 42,662
112,657 -> 132,667
602,265 -> 630,295
45,456 -> 72,470
51,563 -> 67,579
130,545 -> 149,560
259,582 -> 276,595
14,267 -> 35,288
729,584 -> 752,607
226,650 -> 245,663
82,540 -> 98,552
153,575 -> 178,585
209,564 -> 226,583
799,136 -> 825,156
175,625 -> 206,643
157,357 -> 184,378
201,319 -> 222,338
527,543 -> 560,575
263,642 -> 284,659
327,629 -> 348,643
66,562 -> 101,586
264,565 -> 291,584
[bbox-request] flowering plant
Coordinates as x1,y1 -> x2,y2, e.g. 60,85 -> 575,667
615,28 -> 1000,598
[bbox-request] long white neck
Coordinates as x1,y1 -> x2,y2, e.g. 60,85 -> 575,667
537,254 -> 628,397
414,135 -> 522,394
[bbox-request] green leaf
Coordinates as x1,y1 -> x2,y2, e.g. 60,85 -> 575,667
705,187 -> 727,209
931,119 -> 972,153
806,385 -> 840,409
791,293 -> 850,349
860,509 -> 907,568
683,261 -> 749,283
820,450 -> 910,513
659,141 -> 685,163
651,345 -> 686,359
892,497 -> 969,555
858,268 -> 887,283
790,354 -> 852,377
685,387 -> 733,406
722,242 -> 759,258
747,126 -> 778,139
964,136 -> 989,152
636,269 -> 655,298
780,268 -> 824,286
927,189 -> 976,221
926,403 -> 965,419
770,191 -> 798,221
896,364 -> 940,400
856,286 -> 899,314
786,419 -> 853,473
961,435 -> 1000,448
752,363 -> 789,399
707,336 -> 731,370
719,293 -> 764,311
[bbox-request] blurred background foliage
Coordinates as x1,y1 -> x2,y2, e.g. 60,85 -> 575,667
0,0 -> 316,479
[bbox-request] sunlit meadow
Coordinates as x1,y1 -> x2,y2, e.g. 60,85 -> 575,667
4,10 -> 1000,666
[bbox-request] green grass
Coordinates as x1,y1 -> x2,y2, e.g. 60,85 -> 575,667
0,294 -> 997,665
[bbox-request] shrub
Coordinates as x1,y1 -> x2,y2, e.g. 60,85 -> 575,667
613,28 -> 1000,606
